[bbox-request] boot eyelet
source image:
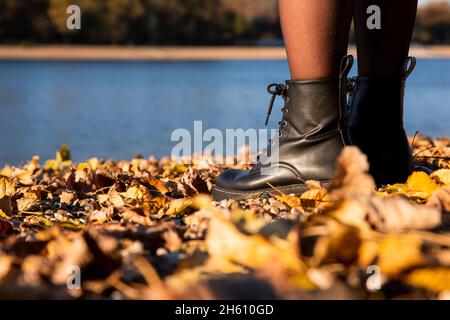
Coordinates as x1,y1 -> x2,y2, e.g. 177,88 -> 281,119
282,121 -> 287,127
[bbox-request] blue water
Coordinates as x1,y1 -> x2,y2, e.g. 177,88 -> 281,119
0,59 -> 448,166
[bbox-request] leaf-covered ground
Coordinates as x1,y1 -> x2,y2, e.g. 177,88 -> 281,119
0,135 -> 449,299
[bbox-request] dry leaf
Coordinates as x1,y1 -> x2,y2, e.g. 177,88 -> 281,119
431,169 -> 450,186
60,191 -> 75,204
329,146 -> 376,200
404,171 -> 440,199
366,196 -> 441,232
121,208 -> 153,226
207,217 -> 305,274
307,219 -> 361,266
404,267 -> 450,293
376,235 -> 424,276
0,136 -> 448,299
427,186 -> 450,212
0,255 -> 13,281
0,177 -> 15,198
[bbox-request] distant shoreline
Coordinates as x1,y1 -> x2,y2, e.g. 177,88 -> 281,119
0,45 -> 450,61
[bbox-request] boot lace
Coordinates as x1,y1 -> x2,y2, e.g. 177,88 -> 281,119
265,83 -> 288,134
256,83 -> 288,164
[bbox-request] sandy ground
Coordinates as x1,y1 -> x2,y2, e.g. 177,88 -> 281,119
0,45 -> 449,61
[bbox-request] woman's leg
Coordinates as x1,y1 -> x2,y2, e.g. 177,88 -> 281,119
278,0 -> 354,80
354,0 -> 418,76
347,0 -> 419,186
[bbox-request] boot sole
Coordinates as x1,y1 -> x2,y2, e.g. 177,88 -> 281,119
212,182 -> 331,202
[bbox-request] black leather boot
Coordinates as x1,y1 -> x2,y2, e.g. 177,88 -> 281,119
345,57 -> 416,186
212,56 -> 354,201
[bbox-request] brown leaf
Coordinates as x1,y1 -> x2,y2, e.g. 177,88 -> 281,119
366,196 -> 441,232
162,229 -> 182,252
178,168 -> 215,196
0,177 -> 15,198
0,216 -> 14,236
60,191 -> 75,204
305,219 -> 361,266
427,186 -> 450,212
17,198 -> 39,212
51,235 -> 93,285
121,208 -> 153,226
0,255 -> 13,281
329,146 -> 376,200
206,216 -> 305,274
0,177 -> 15,215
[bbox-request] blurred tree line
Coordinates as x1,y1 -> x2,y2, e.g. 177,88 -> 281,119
0,0 -> 449,45
415,2 -> 450,44
0,0 -> 280,44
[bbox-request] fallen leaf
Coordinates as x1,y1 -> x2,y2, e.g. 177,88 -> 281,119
207,216 -> 305,274
376,235 -> 424,276
329,146 -> 376,200
60,191 -> 75,204
431,169 -> 450,186
404,267 -> 450,293
427,186 -> 450,212
404,171 -> 440,199
366,196 -> 441,232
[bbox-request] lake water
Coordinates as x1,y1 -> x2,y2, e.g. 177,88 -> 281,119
0,59 -> 449,166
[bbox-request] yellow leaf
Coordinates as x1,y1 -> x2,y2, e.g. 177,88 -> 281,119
405,171 -> 440,198
87,157 -> 99,171
0,165 -> 12,177
76,162 -> 91,171
160,198 -> 192,217
300,188 -> 334,210
190,194 -> 212,210
44,159 -> 59,171
109,192 -> 125,208
358,240 -> 379,267
376,235 -> 424,276
207,216 -> 305,274
122,186 -> 144,200
275,193 -> 301,208
0,255 -> 13,281
405,267 -> 450,293
379,183 -> 405,194
310,219 -> 361,266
